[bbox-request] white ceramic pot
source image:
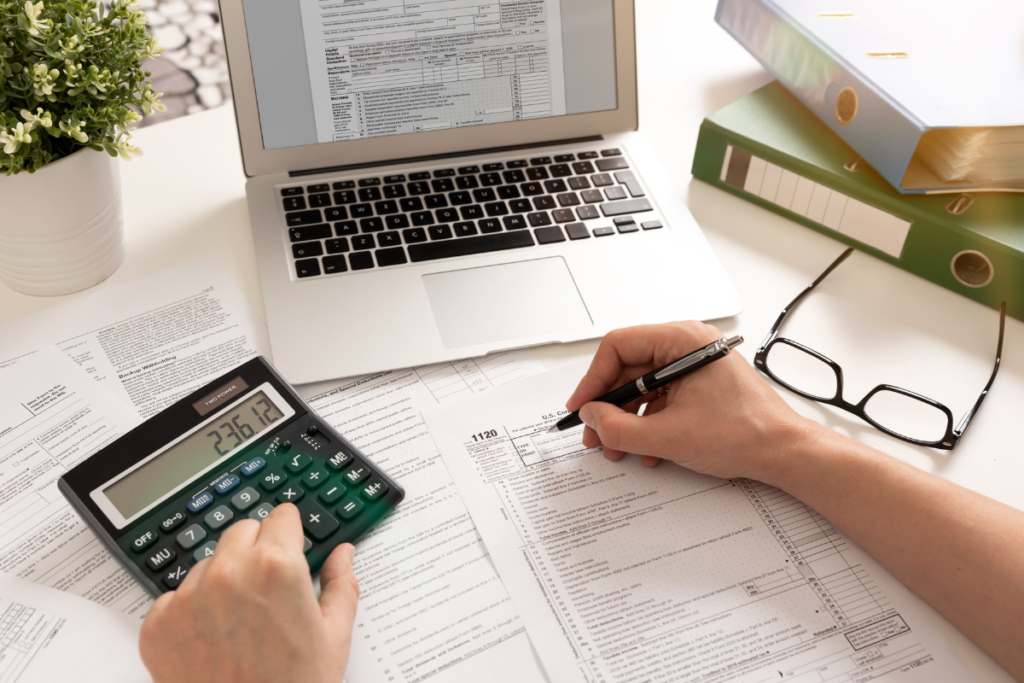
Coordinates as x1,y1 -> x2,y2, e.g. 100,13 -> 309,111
0,147 -> 124,296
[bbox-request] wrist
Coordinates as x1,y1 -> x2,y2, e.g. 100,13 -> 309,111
752,414 -> 836,491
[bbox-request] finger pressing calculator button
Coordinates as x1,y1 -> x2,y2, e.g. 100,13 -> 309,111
231,487 -> 260,511
130,530 -> 158,553
296,499 -> 340,542
162,562 -> 191,590
326,451 -> 353,471
145,547 -> 176,572
240,457 -> 267,478
342,465 -> 371,487
361,480 -> 389,502
159,512 -> 187,534
249,502 -> 275,522
337,496 -> 364,522
285,452 -> 313,474
276,485 -> 305,504
301,466 -> 329,490
214,474 -> 241,496
187,491 -> 215,514
192,541 -> 218,563
259,470 -> 287,492
303,537 -> 312,554
318,482 -> 346,505
205,506 -> 234,531
177,524 -> 207,550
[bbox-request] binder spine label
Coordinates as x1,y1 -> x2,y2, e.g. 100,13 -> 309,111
721,145 -> 912,259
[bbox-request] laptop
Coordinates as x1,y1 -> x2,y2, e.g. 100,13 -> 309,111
218,0 -> 742,384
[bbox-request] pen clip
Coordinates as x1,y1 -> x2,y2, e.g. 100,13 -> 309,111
653,336 -> 743,381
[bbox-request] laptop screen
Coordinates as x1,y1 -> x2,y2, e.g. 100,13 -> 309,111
241,0 -> 618,151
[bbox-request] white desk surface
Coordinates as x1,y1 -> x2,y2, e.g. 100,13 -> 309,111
1,2 -> 1018,680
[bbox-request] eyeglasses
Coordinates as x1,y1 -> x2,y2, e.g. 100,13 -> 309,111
754,248 -> 1005,450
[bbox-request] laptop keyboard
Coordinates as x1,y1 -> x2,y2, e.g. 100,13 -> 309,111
279,148 -> 665,279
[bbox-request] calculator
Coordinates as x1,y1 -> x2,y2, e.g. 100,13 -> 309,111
58,357 -> 404,596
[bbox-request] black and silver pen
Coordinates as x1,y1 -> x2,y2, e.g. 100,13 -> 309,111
546,335 -> 744,433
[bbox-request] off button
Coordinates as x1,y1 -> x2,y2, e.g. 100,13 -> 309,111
130,529 -> 158,554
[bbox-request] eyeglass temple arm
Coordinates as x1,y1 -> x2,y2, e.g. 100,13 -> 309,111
758,248 -> 855,350
954,301 -> 1006,437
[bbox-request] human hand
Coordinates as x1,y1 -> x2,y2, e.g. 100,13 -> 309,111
139,504 -> 358,683
566,321 -> 819,482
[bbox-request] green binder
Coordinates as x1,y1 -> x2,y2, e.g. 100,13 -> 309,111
692,82 -> 1024,321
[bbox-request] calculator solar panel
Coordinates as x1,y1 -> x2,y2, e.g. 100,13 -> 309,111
58,357 -> 403,596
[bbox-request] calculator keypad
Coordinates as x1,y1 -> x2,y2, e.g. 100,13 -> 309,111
249,502 -> 275,521
259,470 -> 287,492
146,547 -> 176,572
302,467 -> 329,489
205,506 -> 234,530
193,541 -> 218,563
177,524 -> 207,550
276,485 -> 305,504
231,487 -> 260,511
297,499 -> 340,541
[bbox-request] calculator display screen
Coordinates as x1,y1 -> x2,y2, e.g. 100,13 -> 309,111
103,391 -> 285,519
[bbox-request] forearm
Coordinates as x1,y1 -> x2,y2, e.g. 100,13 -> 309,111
763,423 -> 1024,680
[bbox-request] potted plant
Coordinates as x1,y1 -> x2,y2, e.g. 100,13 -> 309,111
0,0 -> 163,296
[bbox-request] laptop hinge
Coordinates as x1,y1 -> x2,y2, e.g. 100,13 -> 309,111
288,135 -> 605,178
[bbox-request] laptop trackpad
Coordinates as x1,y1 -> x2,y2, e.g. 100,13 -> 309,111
423,257 -> 593,349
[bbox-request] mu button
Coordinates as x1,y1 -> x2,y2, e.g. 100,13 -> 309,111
296,499 -> 339,542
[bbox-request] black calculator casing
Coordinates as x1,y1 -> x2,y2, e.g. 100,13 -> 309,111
58,357 -> 404,597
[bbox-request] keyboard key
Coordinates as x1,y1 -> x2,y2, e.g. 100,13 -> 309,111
349,204 -> 372,218
425,194 -> 448,209
130,529 -> 158,553
325,206 -> 349,221
204,505 -> 234,530
566,223 -> 590,240
214,474 -> 241,496
411,211 -> 433,227
403,227 -> 427,243
431,178 -> 455,193
485,202 -> 509,217
162,562 -> 191,589
377,232 -> 401,247
615,171 -> 645,197
480,172 -> 502,186
503,215 -> 528,230
521,182 -> 543,196
383,184 -> 406,199
533,196 -> 556,210
526,167 -> 549,180
557,192 -> 580,207
550,164 -> 573,178
604,186 -> 628,201
479,219 -> 502,233
297,499 -> 340,542
283,196 -> 306,211
361,480 -> 389,502
326,238 -> 350,254
322,255 -> 348,274
433,168 -> 455,177
337,496 -> 364,521
359,187 -> 382,202
408,231 -> 535,262
535,226 -> 566,244
276,485 -> 305,504
360,217 -> 384,232
231,487 -> 260,511
408,171 -> 429,181
497,185 -> 521,199
285,452 -> 313,474
429,225 -> 454,240
292,241 -> 323,258
374,200 -> 398,215
616,220 -> 639,234
581,189 -> 604,203
454,221 -> 478,237
527,212 -> 552,227
335,221 -> 358,236
509,199 -> 532,213
408,181 -> 430,195
577,205 -> 600,220
506,159 -> 528,168
353,235 -> 375,250
177,524 -> 207,550
384,174 -> 406,184
319,482 -> 347,505
308,193 -> 331,208
578,151 -> 599,159
259,470 -> 287,492
455,175 -> 479,190
572,161 -> 596,175
435,207 -> 459,223
146,547 -> 176,572
597,157 -> 629,171
160,512 -> 187,534
385,214 -> 411,230
552,209 -> 576,223
503,169 -> 526,184
555,153 -> 576,162
601,148 -> 622,157
473,188 -> 497,202
460,205 -> 484,220
286,210 -> 323,227
601,198 -> 653,217
333,180 -> 355,190
333,190 -> 356,204
449,191 -> 472,205
343,465 -> 371,487
193,541 -> 217,563
281,187 -> 304,196
296,257 -> 321,278
544,179 -> 568,193
241,458 -> 267,478
249,502 -> 275,521
400,197 -> 424,212
376,247 -> 408,267
289,224 -> 332,242
568,176 -> 591,190
301,466 -> 329,489
642,220 -> 664,230
482,162 -> 504,171
458,165 -> 480,175
358,177 -> 381,187
529,156 -> 552,166
594,226 -> 615,237
591,173 -> 613,187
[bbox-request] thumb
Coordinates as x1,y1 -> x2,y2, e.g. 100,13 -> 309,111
580,401 -> 655,454
319,543 -> 360,648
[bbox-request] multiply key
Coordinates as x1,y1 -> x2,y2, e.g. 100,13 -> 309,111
296,499 -> 340,542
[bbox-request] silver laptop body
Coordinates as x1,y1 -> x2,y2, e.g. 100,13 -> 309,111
219,0 -> 742,384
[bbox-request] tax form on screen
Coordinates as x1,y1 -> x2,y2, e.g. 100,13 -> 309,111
297,0 -> 567,143
423,364 -> 978,683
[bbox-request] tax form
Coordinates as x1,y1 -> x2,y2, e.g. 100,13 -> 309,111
297,0 -> 567,142
424,364 -> 978,683
298,350 -> 550,683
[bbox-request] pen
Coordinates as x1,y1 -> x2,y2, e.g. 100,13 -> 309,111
547,335 -> 744,433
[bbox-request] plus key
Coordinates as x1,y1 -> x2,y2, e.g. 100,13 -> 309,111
296,499 -> 340,542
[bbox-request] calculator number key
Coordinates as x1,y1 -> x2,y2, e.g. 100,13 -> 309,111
361,480 -> 389,502
177,524 -> 208,550
249,502 -> 275,522
231,487 -> 261,511
187,491 -> 215,514
205,505 -> 234,531
343,465 -> 370,487
285,452 -> 313,474
163,562 -> 191,589
146,547 -> 176,572
214,474 -> 241,496
240,457 -> 267,478
130,529 -> 158,554
296,499 -> 340,542
337,496 -> 364,521
259,470 -> 287,492
193,541 -> 218,563
159,511 -> 187,534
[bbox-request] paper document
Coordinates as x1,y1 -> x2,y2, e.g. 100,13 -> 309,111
0,573 -> 149,683
298,0 -> 567,142
424,364 -> 978,683
299,350 -> 550,683
0,258 -> 272,419
0,348 -> 150,618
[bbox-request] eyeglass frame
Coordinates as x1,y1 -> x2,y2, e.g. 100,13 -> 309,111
753,248 -> 1005,450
